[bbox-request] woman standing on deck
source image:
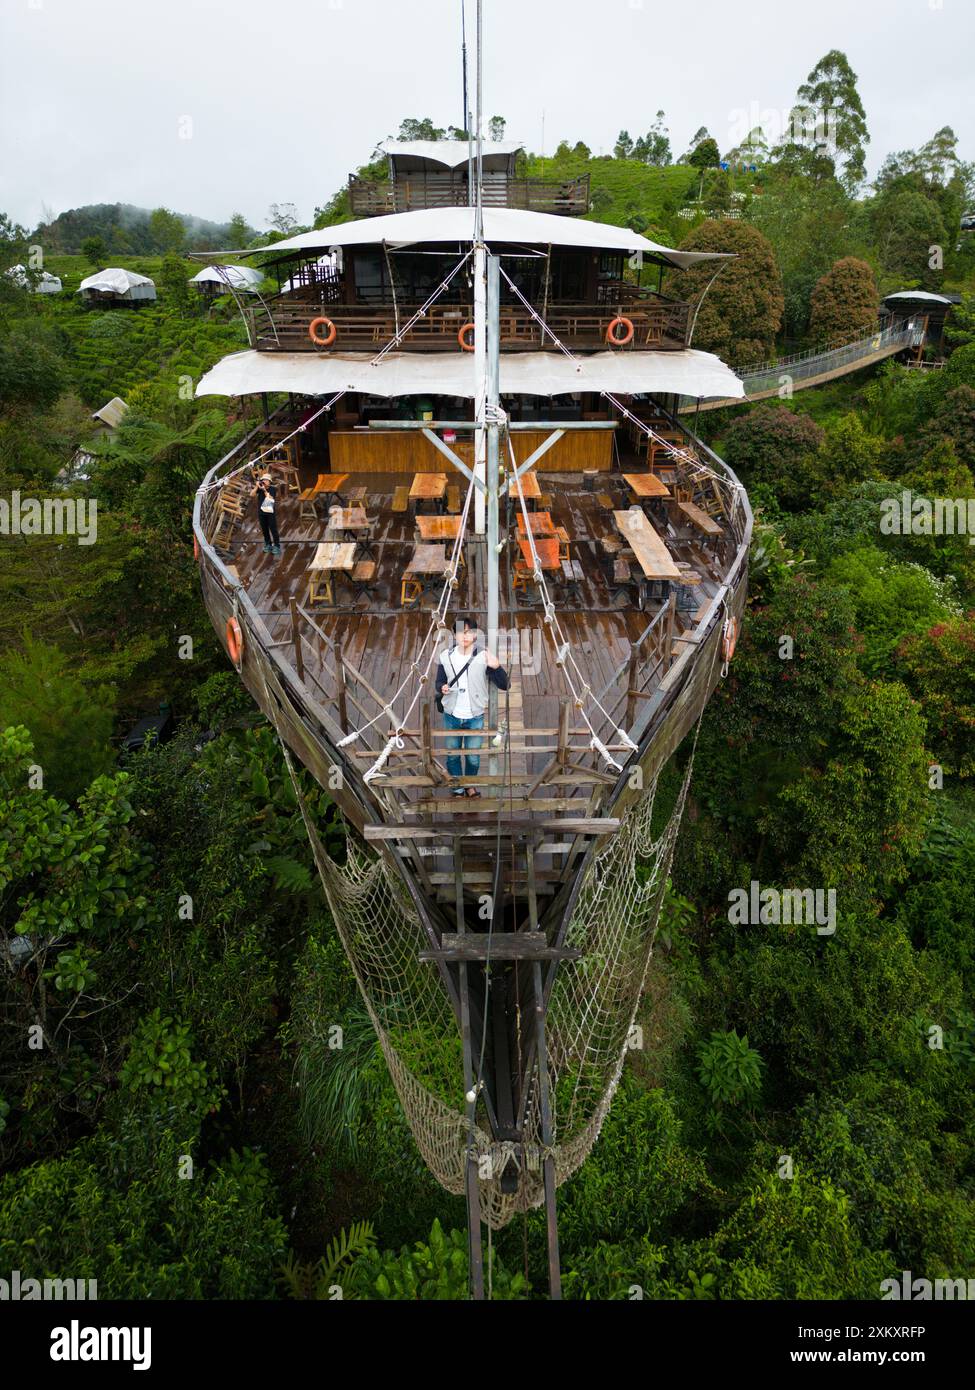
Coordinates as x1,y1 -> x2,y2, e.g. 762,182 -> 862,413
254,473 -> 281,556
436,616 -> 509,798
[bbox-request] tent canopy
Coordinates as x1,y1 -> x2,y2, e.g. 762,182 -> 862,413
5,265 -> 62,293
77,268 -> 156,299
381,140 -> 523,169
244,207 -> 733,270
196,347 -> 743,402
190,264 -> 265,291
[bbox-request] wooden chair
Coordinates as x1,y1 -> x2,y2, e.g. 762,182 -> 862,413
446,484 -> 461,514
392,485 -> 410,513
537,492 -> 553,511
400,576 -> 423,607
596,491 -> 615,510
210,491 -> 245,549
347,484 -> 367,505
555,525 -> 571,562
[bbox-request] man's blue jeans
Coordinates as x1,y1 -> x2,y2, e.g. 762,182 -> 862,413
443,711 -> 484,777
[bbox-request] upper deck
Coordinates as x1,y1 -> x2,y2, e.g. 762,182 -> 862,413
193,398 -> 750,918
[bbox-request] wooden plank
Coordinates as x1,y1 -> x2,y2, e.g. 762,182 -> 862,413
676,499 -> 723,535
612,508 -> 681,580
409,472 -> 448,500
622,472 -> 670,499
364,818 -> 620,840
309,541 -> 357,571
415,515 -> 463,542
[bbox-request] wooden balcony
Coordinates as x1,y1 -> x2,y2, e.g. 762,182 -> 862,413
249,293 -> 691,354
348,173 -> 590,217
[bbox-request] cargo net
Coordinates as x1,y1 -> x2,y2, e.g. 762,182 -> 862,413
283,736 -> 694,1230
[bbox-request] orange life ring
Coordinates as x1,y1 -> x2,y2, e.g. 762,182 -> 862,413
458,322 -> 476,352
308,316 -> 337,348
721,615 -> 738,665
226,616 -> 244,669
606,316 -> 634,347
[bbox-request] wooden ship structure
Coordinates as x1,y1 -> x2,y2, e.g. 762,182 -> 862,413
191,79 -> 751,1299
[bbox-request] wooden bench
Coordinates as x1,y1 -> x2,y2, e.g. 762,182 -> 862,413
347,484 -> 367,505
350,558 -> 377,601
596,492 -> 615,510
446,484 -> 461,514
611,557 -> 633,584
392,485 -> 410,513
537,492 -> 553,511
555,525 -> 571,561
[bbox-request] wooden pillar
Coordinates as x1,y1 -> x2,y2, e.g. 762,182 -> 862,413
289,597 -> 304,684
334,642 -> 349,733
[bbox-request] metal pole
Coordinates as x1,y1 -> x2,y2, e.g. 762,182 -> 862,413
486,254 -> 501,768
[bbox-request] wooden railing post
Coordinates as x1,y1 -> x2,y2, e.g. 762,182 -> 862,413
663,590 -> 677,671
625,641 -> 641,730
289,597 -> 304,684
334,642 -> 349,735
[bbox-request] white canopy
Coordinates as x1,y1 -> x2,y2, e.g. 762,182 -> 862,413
883,290 -> 952,304
196,348 -> 743,402
77,268 -> 156,300
381,140 -> 523,168
190,264 -> 265,292
246,207 -> 730,269
5,264 -> 62,293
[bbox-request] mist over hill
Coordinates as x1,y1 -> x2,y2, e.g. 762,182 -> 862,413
32,203 -> 240,255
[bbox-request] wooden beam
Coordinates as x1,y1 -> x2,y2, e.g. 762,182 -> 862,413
364,817 -> 620,841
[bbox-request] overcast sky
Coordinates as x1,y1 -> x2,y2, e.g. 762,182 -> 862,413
1,0 -> 973,233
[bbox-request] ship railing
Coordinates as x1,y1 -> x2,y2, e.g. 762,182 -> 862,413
251,296 -> 691,353
347,173 -> 590,217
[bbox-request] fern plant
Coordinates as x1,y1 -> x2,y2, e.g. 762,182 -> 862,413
279,1221 -> 376,1299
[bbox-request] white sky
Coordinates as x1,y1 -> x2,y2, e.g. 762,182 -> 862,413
1,0 -> 973,232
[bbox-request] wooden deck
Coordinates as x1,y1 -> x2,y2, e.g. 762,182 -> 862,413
220,464 -> 727,791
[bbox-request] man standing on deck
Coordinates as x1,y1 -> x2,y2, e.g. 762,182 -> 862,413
436,616 -> 508,799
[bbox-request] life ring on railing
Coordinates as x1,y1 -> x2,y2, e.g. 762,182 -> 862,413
606,315 -> 634,347
721,615 -> 738,668
458,322 -> 476,352
308,316 -> 337,348
226,616 -> 244,670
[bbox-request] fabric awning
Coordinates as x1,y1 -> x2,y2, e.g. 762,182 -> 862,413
196,348 -> 743,402
242,207 -> 732,270
77,268 -> 156,298
190,264 -> 265,290
381,140 -> 523,168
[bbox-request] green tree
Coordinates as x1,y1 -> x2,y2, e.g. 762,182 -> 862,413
614,129 -> 634,160
80,235 -> 106,266
808,256 -> 879,344
872,189 -> 947,285
487,115 -> 506,142
226,212 -> 252,247
688,137 -> 720,170
147,207 -> 186,254
0,640 -> 115,800
668,220 -> 784,367
791,49 -> 869,192
722,405 -> 825,510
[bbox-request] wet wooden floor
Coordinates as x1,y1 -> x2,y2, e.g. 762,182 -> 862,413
225,464 -> 723,784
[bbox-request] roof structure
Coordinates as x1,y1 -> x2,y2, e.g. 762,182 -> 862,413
244,207 -> 733,270
381,139 -> 523,168
196,346 -> 744,401
91,396 -> 129,428
5,264 -> 62,293
190,264 -> 265,291
77,268 -> 156,299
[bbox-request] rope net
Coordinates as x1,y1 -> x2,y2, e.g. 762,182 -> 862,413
285,737 -> 695,1229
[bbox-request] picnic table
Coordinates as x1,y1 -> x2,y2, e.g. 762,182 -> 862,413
401,543 -> 450,606
613,507 -> 681,609
623,472 -> 671,500
299,472 -> 349,521
307,541 -> 357,606
409,473 -> 448,512
415,515 -> 463,542
516,510 -> 557,538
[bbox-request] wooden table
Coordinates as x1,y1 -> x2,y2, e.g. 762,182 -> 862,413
613,507 -> 681,610
506,470 -> 542,502
415,514 -> 463,542
675,500 -> 723,537
299,472 -> 349,521
517,536 -> 561,570
328,506 -> 368,532
312,472 -> 349,495
409,473 -> 448,512
307,541 -> 357,606
402,543 -> 450,606
517,510 -> 557,538
623,472 -> 671,499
